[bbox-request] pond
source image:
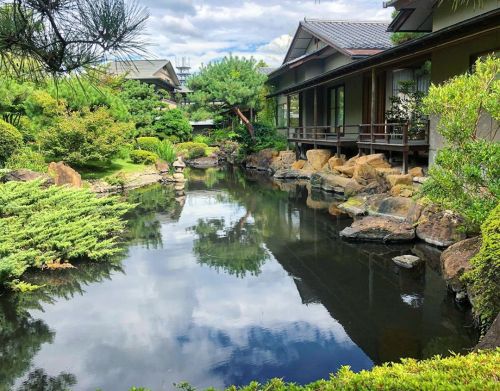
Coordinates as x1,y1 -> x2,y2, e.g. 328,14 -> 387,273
0,168 -> 478,391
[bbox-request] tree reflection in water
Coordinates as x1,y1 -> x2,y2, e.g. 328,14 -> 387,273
0,261 -> 123,390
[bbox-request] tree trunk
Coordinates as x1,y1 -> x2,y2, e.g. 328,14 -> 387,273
233,107 -> 255,139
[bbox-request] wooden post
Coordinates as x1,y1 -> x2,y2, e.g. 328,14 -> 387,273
313,87 -> 318,141
402,122 -> 409,174
287,95 -> 291,137
336,126 -> 341,157
370,67 -> 376,154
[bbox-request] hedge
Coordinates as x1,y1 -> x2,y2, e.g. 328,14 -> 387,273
130,150 -> 159,165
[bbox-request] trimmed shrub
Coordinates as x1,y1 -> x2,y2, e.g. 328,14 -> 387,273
5,147 -> 47,172
236,122 -> 288,155
192,134 -> 211,145
136,136 -> 161,152
130,150 -> 159,165
175,142 -> 208,158
463,203 -> 500,327
188,146 -> 206,160
0,180 -> 133,289
0,119 -> 23,165
151,108 -> 192,141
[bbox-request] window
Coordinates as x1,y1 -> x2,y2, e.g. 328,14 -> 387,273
288,93 -> 301,128
328,85 -> 345,130
276,102 -> 287,128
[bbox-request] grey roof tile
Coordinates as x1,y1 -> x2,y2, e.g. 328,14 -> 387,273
302,20 -> 393,50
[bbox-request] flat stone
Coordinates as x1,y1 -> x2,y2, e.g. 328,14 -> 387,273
188,156 -> 218,168
291,159 -> 306,170
392,255 -> 422,269
334,165 -> 355,177
339,216 -> 415,242
355,153 -> 391,168
352,163 -> 378,185
413,176 -> 428,184
1,169 -> 51,183
366,194 -> 423,224
338,196 -> 368,217
310,172 -> 364,196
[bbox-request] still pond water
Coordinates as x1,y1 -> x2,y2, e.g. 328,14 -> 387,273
1,168 -> 478,391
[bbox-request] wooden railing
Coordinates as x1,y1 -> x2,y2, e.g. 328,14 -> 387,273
358,121 -> 430,149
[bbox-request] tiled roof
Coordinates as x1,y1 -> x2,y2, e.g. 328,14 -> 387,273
108,59 -> 180,86
301,19 -> 393,51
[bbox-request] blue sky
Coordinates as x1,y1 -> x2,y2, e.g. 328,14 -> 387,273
141,0 -> 392,70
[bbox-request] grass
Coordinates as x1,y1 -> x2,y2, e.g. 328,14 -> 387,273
77,159 -> 149,180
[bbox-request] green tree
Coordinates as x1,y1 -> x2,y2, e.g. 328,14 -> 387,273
422,56 -> 499,232
187,55 -> 267,139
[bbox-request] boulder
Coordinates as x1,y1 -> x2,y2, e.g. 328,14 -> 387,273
245,148 -> 276,171
334,165 -> 355,177
390,184 -> 415,198
416,206 -> 467,247
306,149 -> 332,171
475,313 -> 500,351
328,203 -> 344,216
376,167 -> 401,178
273,169 -> 312,180
310,172 -> 364,196
48,162 -> 82,188
392,255 -> 422,269
366,194 -> 423,224
387,174 -> 413,188
409,167 -> 425,178
345,154 -> 360,166
339,216 -> 415,242
1,169 -> 51,183
355,153 -> 391,168
155,160 -> 170,173
306,195 -> 331,210
441,236 -> 481,293
352,163 -> 378,185
328,156 -> 345,170
279,150 -> 296,166
291,159 -> 306,170
413,176 -> 428,184
338,196 -> 368,217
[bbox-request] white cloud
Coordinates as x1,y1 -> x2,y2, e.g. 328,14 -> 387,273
138,0 -> 392,70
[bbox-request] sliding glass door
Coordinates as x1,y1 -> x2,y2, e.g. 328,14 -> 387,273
328,85 -> 345,133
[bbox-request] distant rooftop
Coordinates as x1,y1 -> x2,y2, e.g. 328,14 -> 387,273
108,59 -> 180,88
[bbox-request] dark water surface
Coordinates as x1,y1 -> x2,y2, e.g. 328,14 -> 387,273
0,168 -> 478,391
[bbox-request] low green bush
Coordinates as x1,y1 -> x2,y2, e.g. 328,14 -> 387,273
5,147 -> 47,172
463,203 -> 500,327
136,136 -> 161,152
140,349 -> 500,391
151,108 -> 192,141
130,150 -> 159,165
0,119 -> 23,165
175,142 -> 209,158
0,180 -> 133,290
236,122 -> 288,155
188,146 -> 206,160
193,134 -> 211,145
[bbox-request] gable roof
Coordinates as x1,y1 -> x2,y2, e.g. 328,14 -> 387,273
284,19 -> 393,63
108,59 -> 180,87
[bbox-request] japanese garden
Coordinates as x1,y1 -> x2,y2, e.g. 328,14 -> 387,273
0,0 -> 498,390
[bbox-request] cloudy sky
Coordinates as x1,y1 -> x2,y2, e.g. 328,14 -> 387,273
140,0 -> 392,70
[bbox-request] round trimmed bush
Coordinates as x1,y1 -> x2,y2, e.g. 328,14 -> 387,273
6,147 -> 47,172
0,119 -> 23,165
136,137 -> 161,152
188,146 -> 206,159
130,150 -> 159,165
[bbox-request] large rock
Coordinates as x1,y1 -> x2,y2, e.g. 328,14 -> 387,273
475,313 -> 500,351
390,184 -> 415,198
376,167 -> 401,178
366,194 -> 423,224
245,148 -> 277,171
273,169 -> 312,180
355,153 -> 391,168
409,167 -> 424,178
1,169 -> 51,183
340,216 -> 415,242
291,159 -> 306,170
310,172 -> 364,196
155,160 -> 170,173
279,150 -> 296,166
387,174 -> 412,188
328,156 -> 345,170
334,165 -> 355,177
352,163 -> 378,185
306,149 -> 332,171
441,236 -> 481,293
48,162 -> 82,188
188,156 -> 219,168
416,206 -> 467,247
